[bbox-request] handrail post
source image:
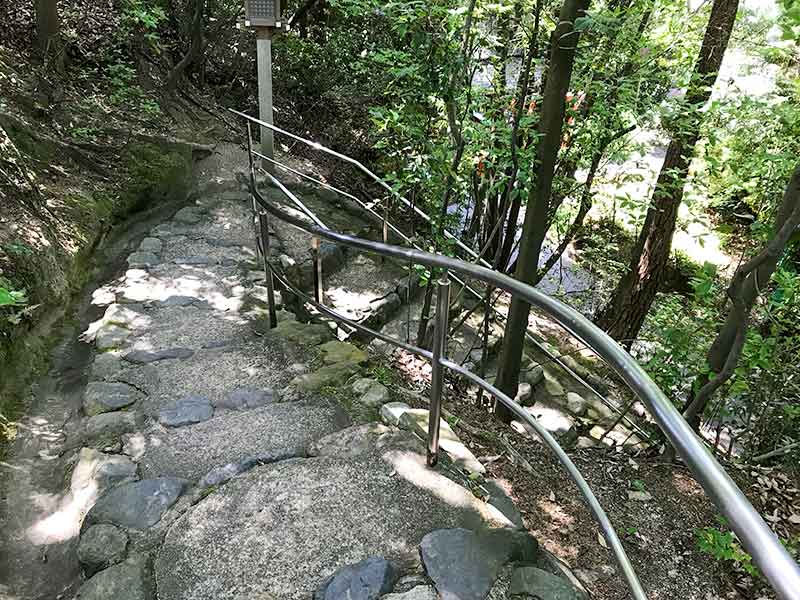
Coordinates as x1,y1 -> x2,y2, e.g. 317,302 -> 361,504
259,210 -> 278,329
311,237 -> 324,304
427,271 -> 450,467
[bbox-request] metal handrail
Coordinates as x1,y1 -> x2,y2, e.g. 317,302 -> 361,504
241,110 -> 651,442
233,112 -> 800,600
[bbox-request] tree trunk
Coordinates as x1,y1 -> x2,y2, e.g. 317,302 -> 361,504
165,0 -> 206,91
682,163 -> 800,428
595,0 -> 740,346
36,0 -> 62,68
493,0 -> 591,420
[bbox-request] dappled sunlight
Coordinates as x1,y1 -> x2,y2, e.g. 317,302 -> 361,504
383,449 -> 513,527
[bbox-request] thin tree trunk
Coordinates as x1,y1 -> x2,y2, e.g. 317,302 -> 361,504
683,163 -> 800,428
36,0 -> 62,68
595,0 -> 740,346
493,0 -> 591,420
165,0 -> 206,91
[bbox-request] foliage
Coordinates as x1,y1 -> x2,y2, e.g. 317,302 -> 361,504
696,520 -> 758,577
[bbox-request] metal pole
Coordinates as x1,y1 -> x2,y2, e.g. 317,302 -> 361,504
256,28 -> 275,172
427,271 -> 450,467
259,211 -> 278,328
311,237 -> 323,304
246,122 -> 277,328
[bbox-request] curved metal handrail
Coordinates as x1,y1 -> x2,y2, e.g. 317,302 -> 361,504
233,112 -> 800,600
242,110 -> 653,442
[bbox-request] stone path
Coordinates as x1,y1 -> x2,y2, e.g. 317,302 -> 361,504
1,151 -> 596,600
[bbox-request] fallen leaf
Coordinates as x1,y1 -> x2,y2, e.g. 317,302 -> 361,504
597,532 -> 608,549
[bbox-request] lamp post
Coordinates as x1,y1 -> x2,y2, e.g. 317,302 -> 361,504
244,0 -> 282,171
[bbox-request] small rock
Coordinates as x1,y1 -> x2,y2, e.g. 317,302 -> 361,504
75,554 -> 153,600
627,490 -> 653,502
668,569 -> 678,578
381,586 -> 438,600
89,354 -> 123,381
103,304 -> 150,329
278,254 -> 296,269
84,478 -> 185,530
288,363 -> 308,375
123,347 -> 194,364
71,448 -> 138,500
355,381 -> 390,409
291,362 -> 360,392
95,325 -> 130,351
542,369 -> 565,399
313,556 -> 398,600
483,479 -> 524,529
215,388 -> 277,410
173,206 -> 202,224
85,412 -> 138,450
509,566 -> 587,600
273,319 -> 332,345
380,402 -> 410,427
420,528 -> 538,600
78,524 -> 128,575
138,237 -> 163,254
565,392 -> 588,416
516,383 -> 532,404
159,395 -> 214,427
127,252 -> 159,269
319,340 -> 368,365
525,405 -> 577,444
521,364 -> 544,388
576,437 -> 599,449
83,381 -> 139,416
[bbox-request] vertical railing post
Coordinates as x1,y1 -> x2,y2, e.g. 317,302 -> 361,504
247,122 -> 278,329
259,211 -> 278,329
427,270 -> 450,467
311,237 -> 323,304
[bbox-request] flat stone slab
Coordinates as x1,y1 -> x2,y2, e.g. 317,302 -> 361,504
83,478 -> 185,531
420,528 -> 538,600
158,395 -> 214,427
123,348 -> 195,364
139,401 -> 349,481
213,387 -> 277,410
314,556 -> 398,600
83,381 -> 140,416
156,431 -> 510,600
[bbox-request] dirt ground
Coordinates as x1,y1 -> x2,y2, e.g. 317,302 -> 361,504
388,363 -> 798,600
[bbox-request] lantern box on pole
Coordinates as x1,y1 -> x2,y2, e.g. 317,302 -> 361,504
244,0 -> 281,28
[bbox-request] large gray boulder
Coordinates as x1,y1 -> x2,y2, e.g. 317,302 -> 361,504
155,431 -> 512,600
